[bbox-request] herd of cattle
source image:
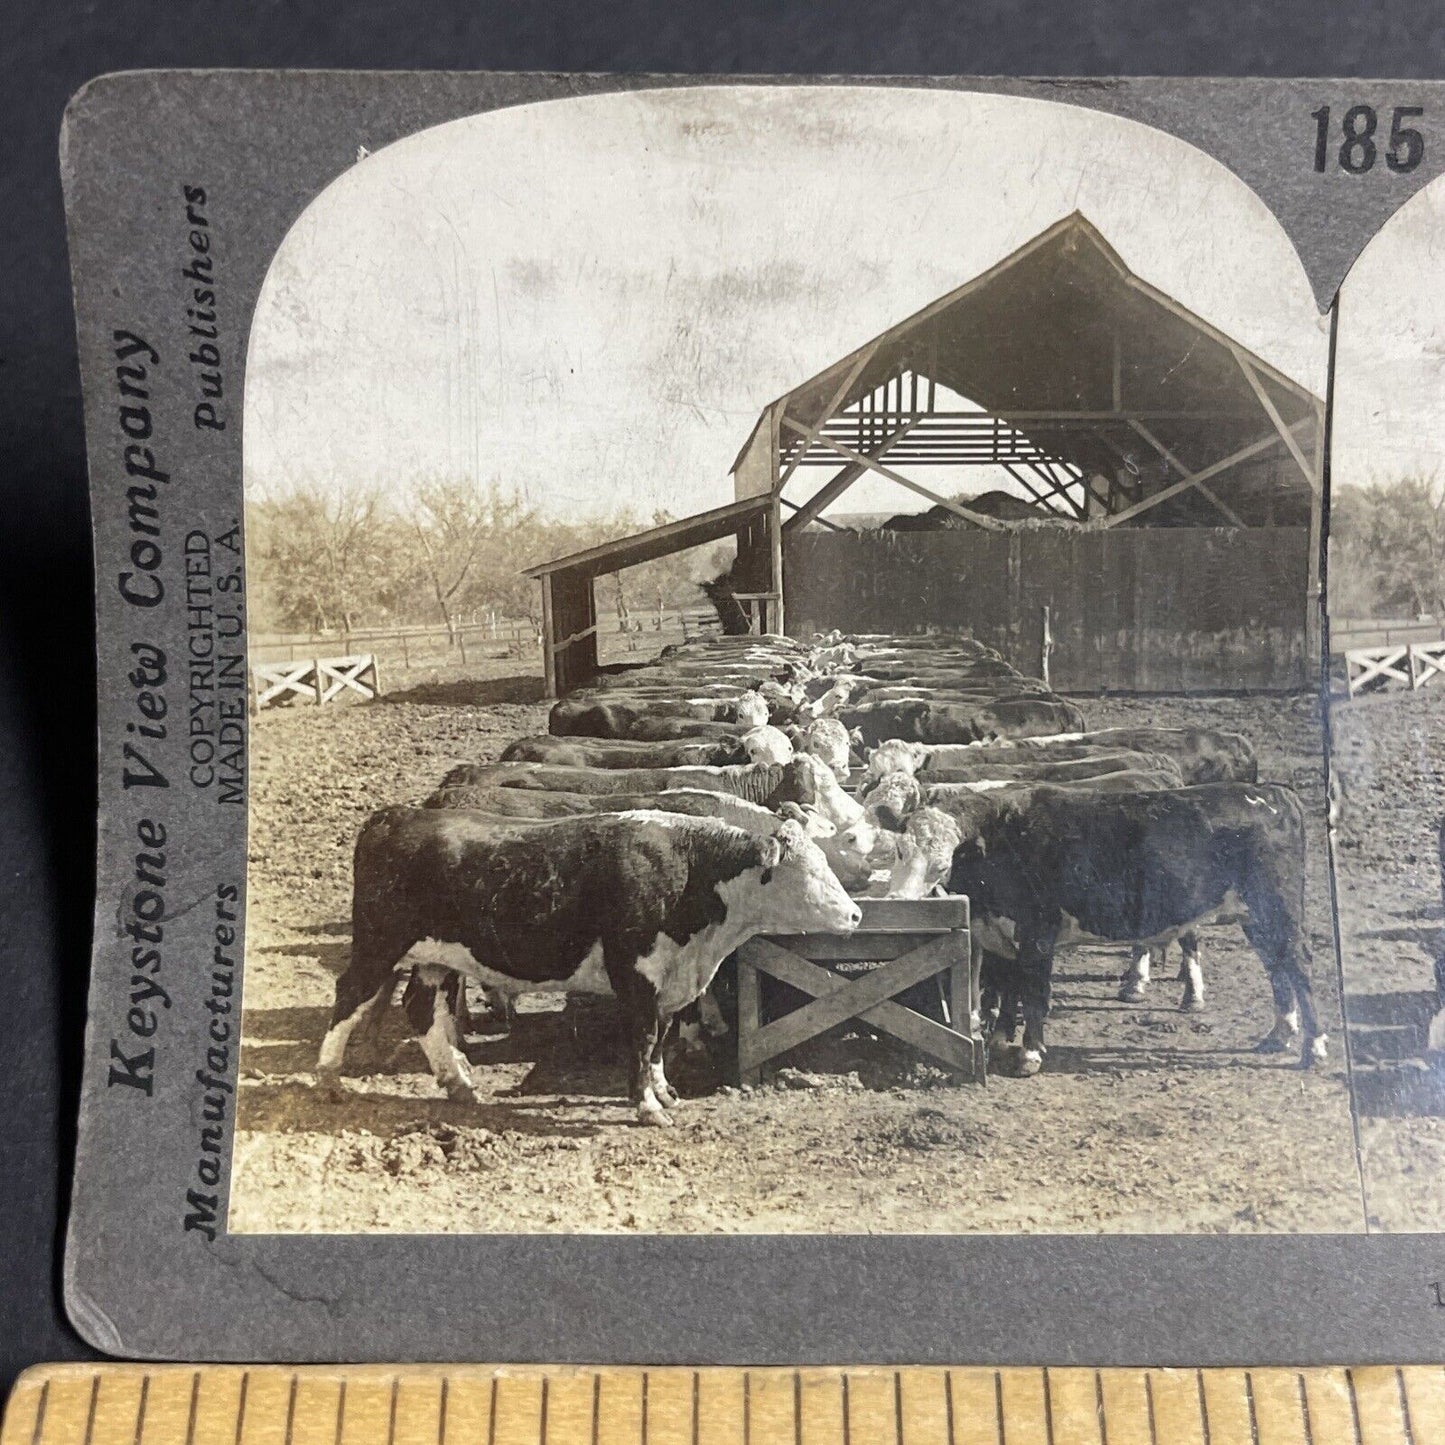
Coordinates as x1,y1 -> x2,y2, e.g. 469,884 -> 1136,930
316,631 -> 1329,1126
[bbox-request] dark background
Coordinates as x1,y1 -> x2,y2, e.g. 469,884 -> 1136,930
3,0 -> 1443,1393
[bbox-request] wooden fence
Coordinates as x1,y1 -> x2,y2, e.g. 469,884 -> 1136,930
1343,639 -> 1445,697
1330,617 -> 1444,654
250,655 -> 381,711
785,527 -> 1311,693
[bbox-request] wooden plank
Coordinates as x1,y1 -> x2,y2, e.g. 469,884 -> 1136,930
843,1372 -> 898,1445
740,939 -> 979,1076
1233,349 -> 1319,490
1248,1370 -> 1308,1445
1399,1366 -> 1445,1442
997,1368 -> 1050,1445
859,897 -> 969,929
738,936 -> 959,1066
1099,425 -> 1309,528
783,420 -> 1009,532
1126,419 -> 1245,526
756,932 -> 956,961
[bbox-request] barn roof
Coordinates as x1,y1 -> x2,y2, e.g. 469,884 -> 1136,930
737,211 -> 1322,527
522,494 -> 772,582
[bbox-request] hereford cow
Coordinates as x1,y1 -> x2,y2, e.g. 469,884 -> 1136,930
939,782 -> 1328,1076
317,810 -> 860,1124
840,696 -> 1086,748
550,691 -> 771,737
501,735 -> 751,769
423,784 -> 879,888
870,728 -> 1256,787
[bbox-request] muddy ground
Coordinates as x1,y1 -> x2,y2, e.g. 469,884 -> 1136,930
229,673 -> 1363,1234
1329,685 -> 1445,1231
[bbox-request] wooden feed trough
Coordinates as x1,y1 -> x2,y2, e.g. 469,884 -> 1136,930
736,896 -> 984,1087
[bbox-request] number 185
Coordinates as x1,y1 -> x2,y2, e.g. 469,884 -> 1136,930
1313,104 -> 1425,174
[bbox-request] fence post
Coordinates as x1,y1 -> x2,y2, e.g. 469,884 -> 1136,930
402,631 -> 410,669
1040,605 -> 1052,690
459,628 -> 468,666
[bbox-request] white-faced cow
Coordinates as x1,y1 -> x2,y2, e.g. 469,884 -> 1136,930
317,809 -> 860,1125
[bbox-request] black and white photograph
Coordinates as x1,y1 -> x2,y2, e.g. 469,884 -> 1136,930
1327,170 -> 1445,1232
224,84 -> 1361,1236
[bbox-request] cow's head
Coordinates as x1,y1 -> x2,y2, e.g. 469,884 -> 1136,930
796,718 -> 851,783
776,752 -> 864,830
866,739 -> 926,781
885,807 -> 962,899
862,771 -> 922,831
806,676 -> 858,719
753,819 -> 862,934
733,691 -> 771,728
740,724 -> 794,765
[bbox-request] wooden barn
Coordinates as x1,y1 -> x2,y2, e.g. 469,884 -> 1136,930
528,212 -> 1323,696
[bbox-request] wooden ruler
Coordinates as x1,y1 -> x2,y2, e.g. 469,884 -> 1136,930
4,1364 -> 1444,1444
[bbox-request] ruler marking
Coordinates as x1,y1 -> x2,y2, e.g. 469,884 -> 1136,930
186,1374 -> 201,1445
133,1375 -> 149,1445
83,1373 -> 100,1445
29,1378 -> 49,1445
1397,1367 -> 1416,1445
233,1373 -> 249,1445
9,1364 -> 1440,1445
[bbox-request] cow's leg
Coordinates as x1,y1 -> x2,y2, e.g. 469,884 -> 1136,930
404,966 -> 477,1102
649,1010 -> 682,1110
617,977 -> 672,1127
1118,946 -> 1152,1003
1015,917 -> 1061,1078
1177,931 -> 1205,1013
1242,899 -> 1327,1066
317,931 -> 412,1094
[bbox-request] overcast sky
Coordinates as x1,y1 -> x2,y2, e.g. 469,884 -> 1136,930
245,85 -> 1331,523
1333,177 -> 1445,490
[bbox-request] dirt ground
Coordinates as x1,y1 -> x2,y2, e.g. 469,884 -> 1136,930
1328,685 -> 1445,1231
229,674 -> 1364,1234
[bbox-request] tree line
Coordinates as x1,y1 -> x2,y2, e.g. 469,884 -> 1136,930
1329,476 -> 1445,621
245,479 -> 731,638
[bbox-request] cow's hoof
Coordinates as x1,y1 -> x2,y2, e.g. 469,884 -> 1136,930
1016,1049 -> 1044,1078
638,1106 -> 675,1128
1178,995 -> 1205,1014
315,1071 -> 346,1103
1301,1035 -> 1329,1068
1117,980 -> 1146,1003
